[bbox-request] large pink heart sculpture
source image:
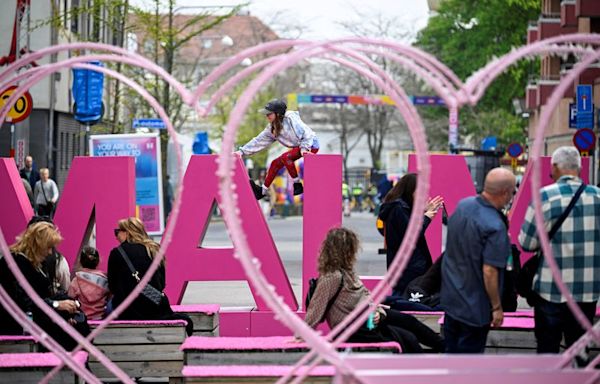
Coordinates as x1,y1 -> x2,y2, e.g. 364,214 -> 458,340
1,35 -> 599,383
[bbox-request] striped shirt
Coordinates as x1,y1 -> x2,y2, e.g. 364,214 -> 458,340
518,176 -> 600,303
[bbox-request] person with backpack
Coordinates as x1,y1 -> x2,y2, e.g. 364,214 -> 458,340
235,99 -> 319,200
519,146 -> 600,356
302,227 -> 444,353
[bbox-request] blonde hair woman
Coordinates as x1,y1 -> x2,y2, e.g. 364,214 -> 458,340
107,217 -> 193,335
0,222 -> 89,350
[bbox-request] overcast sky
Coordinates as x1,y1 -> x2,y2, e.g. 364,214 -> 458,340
134,0 -> 431,40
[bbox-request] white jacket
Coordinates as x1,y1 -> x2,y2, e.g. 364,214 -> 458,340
239,111 -> 319,156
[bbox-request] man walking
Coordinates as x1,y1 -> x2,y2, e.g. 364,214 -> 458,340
519,146 -> 600,355
441,167 -> 516,353
19,155 -> 40,191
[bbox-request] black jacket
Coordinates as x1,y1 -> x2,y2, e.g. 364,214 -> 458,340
0,253 -> 89,350
107,241 -> 172,320
379,198 -> 433,294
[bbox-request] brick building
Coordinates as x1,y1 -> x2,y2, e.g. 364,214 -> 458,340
525,0 -> 600,180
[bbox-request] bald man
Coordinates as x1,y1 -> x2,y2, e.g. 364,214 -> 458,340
441,167 -> 516,353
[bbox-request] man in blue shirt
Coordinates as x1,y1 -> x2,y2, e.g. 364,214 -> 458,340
441,167 -> 516,353
519,146 -> 600,356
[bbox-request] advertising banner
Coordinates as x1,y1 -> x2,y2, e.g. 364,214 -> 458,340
89,133 -> 164,234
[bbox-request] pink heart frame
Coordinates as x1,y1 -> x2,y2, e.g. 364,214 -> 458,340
0,34 -> 599,383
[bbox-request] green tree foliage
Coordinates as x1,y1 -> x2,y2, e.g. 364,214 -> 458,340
415,0 -> 539,147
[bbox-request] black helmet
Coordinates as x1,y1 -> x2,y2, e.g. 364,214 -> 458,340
258,99 -> 287,116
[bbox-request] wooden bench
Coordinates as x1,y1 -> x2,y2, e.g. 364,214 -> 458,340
182,365 -> 334,383
0,351 -> 87,383
181,336 -> 401,366
0,335 -> 38,353
171,304 -> 220,336
89,319 -> 187,383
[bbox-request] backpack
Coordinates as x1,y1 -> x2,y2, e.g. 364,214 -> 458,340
305,274 -> 344,322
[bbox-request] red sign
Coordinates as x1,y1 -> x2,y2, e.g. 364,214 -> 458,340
573,128 -> 596,152
0,85 -> 33,123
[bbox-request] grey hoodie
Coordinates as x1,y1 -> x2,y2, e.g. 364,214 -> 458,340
239,111 -> 319,156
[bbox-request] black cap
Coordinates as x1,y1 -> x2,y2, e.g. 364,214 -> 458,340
258,99 -> 287,116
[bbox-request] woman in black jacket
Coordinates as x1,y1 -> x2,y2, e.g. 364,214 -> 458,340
0,222 -> 89,350
107,217 -> 193,335
378,173 -> 443,295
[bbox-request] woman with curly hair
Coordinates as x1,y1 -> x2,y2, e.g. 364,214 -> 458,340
303,227 -> 444,353
107,217 -> 193,335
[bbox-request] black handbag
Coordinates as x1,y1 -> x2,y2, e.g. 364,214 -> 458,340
116,246 -> 164,306
516,183 -> 586,305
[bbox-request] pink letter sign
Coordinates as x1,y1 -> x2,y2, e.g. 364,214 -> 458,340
53,156 -> 136,270
0,156 -> 136,271
408,154 -> 476,259
163,155 -> 297,310
302,155 -> 342,309
0,158 -> 34,244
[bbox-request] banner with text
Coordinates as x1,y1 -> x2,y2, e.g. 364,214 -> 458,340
89,133 -> 164,234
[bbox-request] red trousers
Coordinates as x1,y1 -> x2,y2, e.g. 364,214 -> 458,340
264,146 -> 319,187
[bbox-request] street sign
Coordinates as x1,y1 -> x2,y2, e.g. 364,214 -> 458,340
573,128 -> 596,153
569,103 -> 577,128
132,118 -> 166,129
0,85 -> 33,123
577,85 -> 593,113
576,85 -> 594,129
507,143 -> 524,158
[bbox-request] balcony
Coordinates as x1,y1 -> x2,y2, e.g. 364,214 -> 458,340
578,66 -> 600,87
527,25 -> 539,44
538,15 -> 577,39
526,84 -> 538,110
561,0 -> 577,27
576,0 -> 600,17
533,78 -> 560,107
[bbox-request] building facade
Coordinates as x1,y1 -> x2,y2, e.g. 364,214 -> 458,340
0,0 -> 122,187
525,0 -> 600,180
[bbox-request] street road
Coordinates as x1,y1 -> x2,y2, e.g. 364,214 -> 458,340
180,211 -> 386,308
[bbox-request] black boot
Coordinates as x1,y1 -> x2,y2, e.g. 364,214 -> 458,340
250,180 -> 264,200
293,182 -> 303,195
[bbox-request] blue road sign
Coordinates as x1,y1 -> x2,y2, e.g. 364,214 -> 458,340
577,85 -> 593,113
573,128 -> 596,152
569,103 -> 577,128
132,118 -> 166,129
576,85 -> 594,129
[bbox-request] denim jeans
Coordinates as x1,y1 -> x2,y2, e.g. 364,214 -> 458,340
534,297 -> 596,354
443,314 -> 489,353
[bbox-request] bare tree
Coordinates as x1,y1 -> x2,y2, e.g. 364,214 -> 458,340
334,8 -> 438,168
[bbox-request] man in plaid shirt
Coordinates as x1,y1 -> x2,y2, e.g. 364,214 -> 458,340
519,146 -> 600,354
